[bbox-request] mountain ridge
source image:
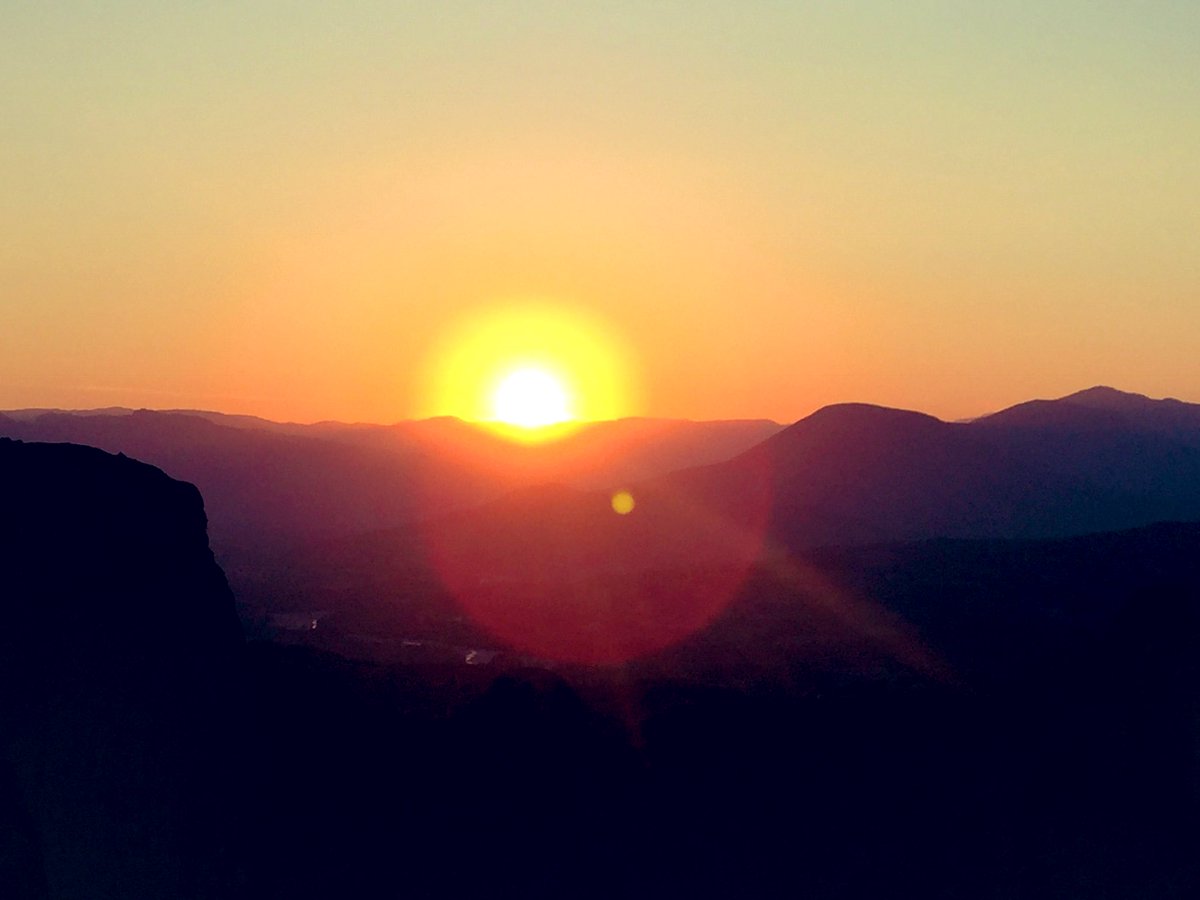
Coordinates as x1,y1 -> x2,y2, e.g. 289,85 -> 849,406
5,386 -> 1200,574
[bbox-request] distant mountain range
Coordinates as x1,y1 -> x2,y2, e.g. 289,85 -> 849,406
4,387 -> 1199,579
42,384 -> 1175,664
0,408 -> 780,558
291,385 -> 1200,570
657,385 -> 1200,554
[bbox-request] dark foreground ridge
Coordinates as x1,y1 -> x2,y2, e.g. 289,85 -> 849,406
0,439 -> 244,899
2,436 -> 1199,898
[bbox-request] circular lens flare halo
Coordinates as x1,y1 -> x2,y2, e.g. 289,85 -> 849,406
418,478 -> 773,667
412,300 -> 773,666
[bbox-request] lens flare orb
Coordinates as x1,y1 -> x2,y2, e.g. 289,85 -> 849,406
610,490 -> 635,515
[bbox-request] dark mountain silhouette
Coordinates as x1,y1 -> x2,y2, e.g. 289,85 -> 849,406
0,412 -> 503,559
651,389 -> 1200,553
2,431 -> 1197,898
18,388 -> 1198,581
656,403 -> 1058,546
1005,385 -> 1200,429
0,409 -> 780,563
0,439 -> 244,899
233,386 -> 1200,664
159,407 -> 785,486
970,387 -> 1200,521
979,385 -> 1200,440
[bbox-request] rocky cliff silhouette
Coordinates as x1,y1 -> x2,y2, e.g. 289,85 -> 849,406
0,438 -> 244,899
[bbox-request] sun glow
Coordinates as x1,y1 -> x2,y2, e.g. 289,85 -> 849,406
424,302 -> 638,442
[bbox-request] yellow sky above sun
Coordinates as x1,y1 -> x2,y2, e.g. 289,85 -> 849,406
2,3 -> 1199,424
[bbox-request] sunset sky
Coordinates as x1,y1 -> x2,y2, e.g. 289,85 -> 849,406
3,2 -> 1198,424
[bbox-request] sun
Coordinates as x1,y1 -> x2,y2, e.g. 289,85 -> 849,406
491,366 -> 572,428
423,302 -> 639,442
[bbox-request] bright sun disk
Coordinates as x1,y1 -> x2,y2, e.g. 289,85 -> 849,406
423,302 -> 640,441
491,367 -> 572,428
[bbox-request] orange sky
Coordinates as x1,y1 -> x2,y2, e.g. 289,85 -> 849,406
3,4 -> 1198,424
